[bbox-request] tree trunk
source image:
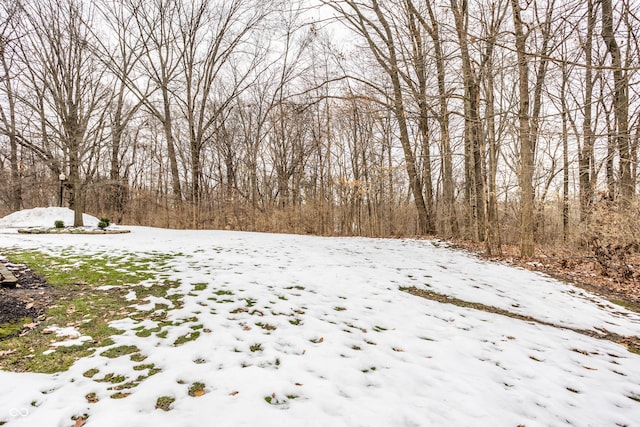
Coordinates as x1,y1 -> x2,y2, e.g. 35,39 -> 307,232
0,38 -> 22,211
451,0 -> 486,242
561,63 -> 569,241
602,0 -> 632,205
511,0 -> 535,257
580,0 -> 595,220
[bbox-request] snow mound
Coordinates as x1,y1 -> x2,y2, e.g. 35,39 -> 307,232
0,207 -> 100,228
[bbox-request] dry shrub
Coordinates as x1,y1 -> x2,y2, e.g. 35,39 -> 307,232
585,200 -> 640,280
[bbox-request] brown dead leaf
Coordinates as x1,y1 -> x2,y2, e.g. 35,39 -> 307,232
295,383 -> 303,386
242,325 -> 251,331
318,337 -> 323,343
73,416 -> 85,427
203,328 -> 212,333
0,349 -> 16,356
193,389 -> 205,397
583,366 -> 598,371
229,390 -> 239,396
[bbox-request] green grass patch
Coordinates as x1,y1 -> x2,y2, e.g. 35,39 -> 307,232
174,331 -> 200,346
101,345 -> 139,358
193,283 -> 208,291
110,392 -> 131,399
255,322 -> 276,331
83,368 -> 99,378
0,250 -> 181,373
250,343 -> 263,352
0,318 -> 31,340
188,382 -> 206,397
97,373 -> 126,384
3,250 -> 159,289
156,396 -> 175,411
133,363 -> 161,376
609,299 -> 640,313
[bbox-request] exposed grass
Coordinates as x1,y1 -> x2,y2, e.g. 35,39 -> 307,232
0,250 -> 181,373
0,318 -> 31,340
255,322 -> 276,331
83,368 -> 99,378
96,373 -> 126,384
156,396 -> 175,411
174,331 -> 200,346
133,363 -> 161,377
101,345 -> 140,359
4,250 -> 155,289
188,382 -> 206,397
110,392 -> 131,399
130,353 -> 147,362
193,283 -> 208,292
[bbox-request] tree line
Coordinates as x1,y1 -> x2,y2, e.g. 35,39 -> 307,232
1,0 -> 639,257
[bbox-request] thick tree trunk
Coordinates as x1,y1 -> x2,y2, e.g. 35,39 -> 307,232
511,0 -> 535,257
368,0 -> 430,234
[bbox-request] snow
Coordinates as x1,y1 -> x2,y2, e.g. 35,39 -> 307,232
0,207 -> 100,228
1,207 -> 639,426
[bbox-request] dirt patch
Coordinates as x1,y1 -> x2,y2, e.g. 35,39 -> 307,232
0,259 -> 56,338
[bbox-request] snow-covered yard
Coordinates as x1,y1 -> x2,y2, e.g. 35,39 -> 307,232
1,208 -> 639,426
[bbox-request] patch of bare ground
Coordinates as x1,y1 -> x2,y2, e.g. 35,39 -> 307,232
0,260 -> 56,339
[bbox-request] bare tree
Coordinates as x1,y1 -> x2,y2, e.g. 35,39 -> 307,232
18,0 -> 111,226
579,0 -> 596,220
0,0 -> 22,211
602,0 -> 632,205
406,0 -> 457,235
510,0 -> 535,257
324,0 -> 432,234
451,0 -> 487,243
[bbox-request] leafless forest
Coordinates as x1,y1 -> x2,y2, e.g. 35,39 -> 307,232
1,0 -> 640,260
